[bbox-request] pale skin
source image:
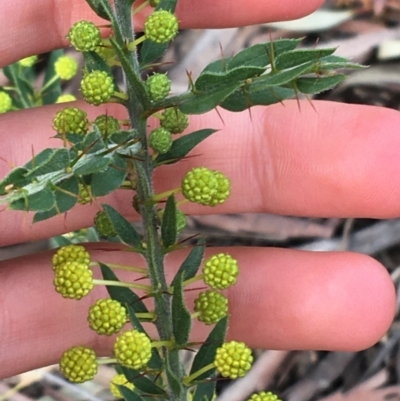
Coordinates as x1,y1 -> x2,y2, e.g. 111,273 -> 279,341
0,0 -> 397,379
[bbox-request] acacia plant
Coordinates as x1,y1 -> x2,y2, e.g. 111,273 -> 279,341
0,0 -> 361,400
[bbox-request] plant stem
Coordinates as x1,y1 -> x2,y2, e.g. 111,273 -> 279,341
113,2 -> 187,400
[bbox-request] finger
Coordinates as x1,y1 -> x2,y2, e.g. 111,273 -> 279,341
1,0 -> 324,66
2,101 -> 400,245
0,245 -> 394,378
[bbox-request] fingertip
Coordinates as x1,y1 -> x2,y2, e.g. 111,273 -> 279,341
227,249 -> 396,351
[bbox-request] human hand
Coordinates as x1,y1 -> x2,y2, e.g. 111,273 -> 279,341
0,0 -> 396,379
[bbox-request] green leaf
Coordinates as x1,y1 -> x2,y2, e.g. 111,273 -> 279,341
91,154 -> 127,196
81,130 -> 106,153
72,155 -> 111,175
0,167 -> 30,195
10,187 -> 55,212
99,262 -> 148,313
265,37 -> 303,58
195,66 -> 266,91
274,48 -> 336,70
315,55 -> 366,72
172,272 -> 192,346
171,238 -> 205,287
25,148 -> 70,179
190,316 -> 228,380
202,58 -> 232,74
193,380 -> 216,401
120,367 -> 167,396
156,0 -> 178,11
165,351 -> 184,399
3,63 -> 34,108
296,75 -> 346,94
102,204 -> 142,248
41,50 -> 63,105
110,38 -> 150,109
257,61 -> 315,87
85,0 -> 113,20
118,386 -> 146,401
140,41 -> 168,67
161,194 -> 177,248
155,129 -> 217,166
220,85 -> 294,112
179,84 -> 239,114
33,176 -> 79,222
83,51 -> 114,76
228,44 -> 270,69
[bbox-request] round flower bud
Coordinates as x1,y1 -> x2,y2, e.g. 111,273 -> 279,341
60,346 -> 98,383
0,91 -> 12,114
202,253 -> 239,290
78,184 -> 92,205
68,21 -> 102,52
194,290 -> 228,325
94,114 -> 120,136
53,107 -> 89,135
113,330 -> 152,370
94,211 -> 117,237
247,392 -> 282,401
88,298 -> 127,335
160,108 -> 189,134
210,170 -> 231,205
56,94 -> 77,103
146,73 -> 171,101
81,70 -> 115,106
19,55 -> 38,67
110,374 -> 135,398
52,244 -> 90,271
182,167 -> 230,207
214,341 -> 253,379
149,0 -> 161,6
149,127 -> 172,154
55,55 -> 78,80
54,261 -> 94,300
144,10 -> 179,44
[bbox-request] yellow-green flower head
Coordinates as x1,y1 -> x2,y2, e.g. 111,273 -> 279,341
0,91 -> 12,114
144,10 -> 179,44
110,374 -> 135,398
68,21 -> 102,52
18,55 -> 38,67
56,94 -> 77,103
214,341 -> 253,379
78,184 -> 92,205
181,167 -> 231,206
194,289 -> 228,325
203,253 -> 239,290
88,298 -> 127,335
80,70 -> 114,106
55,55 -> 78,80
149,127 -> 173,154
94,210 -> 117,237
247,391 -> 282,401
146,73 -> 171,101
113,330 -> 152,370
60,346 -> 98,383
160,107 -> 189,134
53,107 -> 89,135
52,244 -> 90,271
54,261 -> 94,300
94,114 -> 120,137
